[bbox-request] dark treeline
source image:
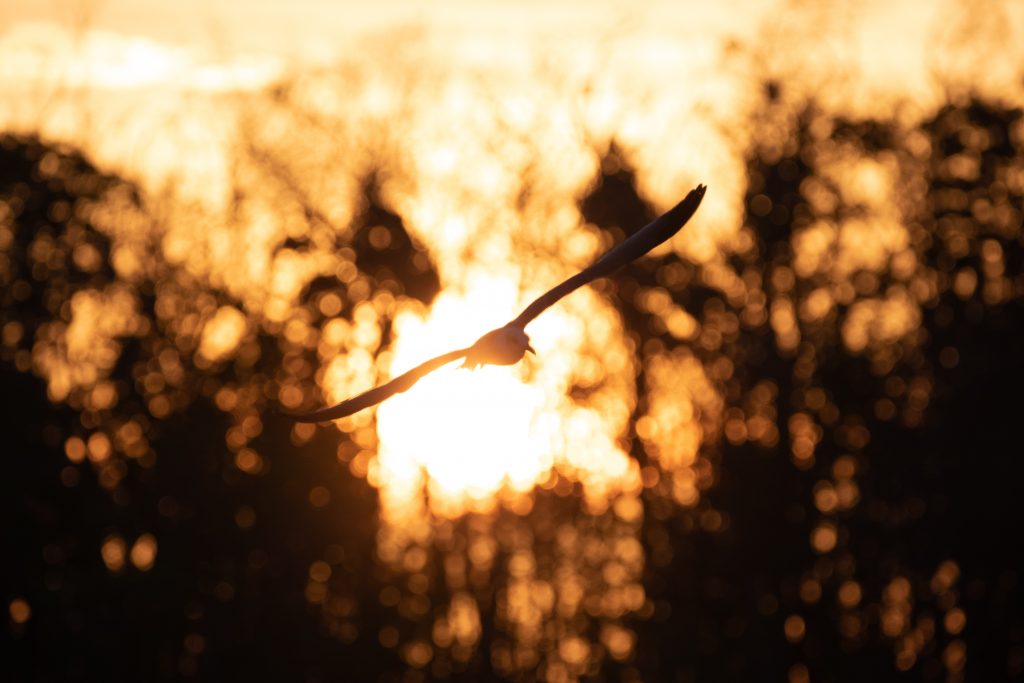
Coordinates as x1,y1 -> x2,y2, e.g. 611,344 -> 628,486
3,86 -> 1023,682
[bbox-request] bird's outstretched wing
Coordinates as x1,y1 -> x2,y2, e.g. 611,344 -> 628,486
282,348 -> 470,423
284,184 -> 706,422
507,184 -> 706,329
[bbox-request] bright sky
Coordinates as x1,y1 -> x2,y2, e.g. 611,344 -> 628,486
2,1 -> 1017,97
2,1 -> 766,50
2,0 -> 1018,203
0,1 -> 769,94
2,0 -> 1018,216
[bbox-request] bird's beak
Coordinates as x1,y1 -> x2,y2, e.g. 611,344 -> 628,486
526,344 -> 536,355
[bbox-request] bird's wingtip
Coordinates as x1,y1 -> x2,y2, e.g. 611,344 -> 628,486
674,183 -> 707,213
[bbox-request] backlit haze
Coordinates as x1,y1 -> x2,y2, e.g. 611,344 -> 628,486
3,0 -> 1024,680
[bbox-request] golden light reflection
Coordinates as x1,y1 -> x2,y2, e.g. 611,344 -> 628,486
129,533 -> 158,571
100,534 -> 126,572
33,285 -> 141,402
8,598 -> 31,625
639,349 -> 722,507
197,305 -> 247,363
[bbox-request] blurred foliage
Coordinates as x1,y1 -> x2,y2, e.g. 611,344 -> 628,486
4,76 -> 1024,683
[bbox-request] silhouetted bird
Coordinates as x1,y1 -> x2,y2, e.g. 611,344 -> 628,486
285,184 -> 706,422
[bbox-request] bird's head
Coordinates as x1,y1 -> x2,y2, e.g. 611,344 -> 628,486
463,325 -> 534,370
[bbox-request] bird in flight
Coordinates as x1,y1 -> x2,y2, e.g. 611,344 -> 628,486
285,184 -> 706,422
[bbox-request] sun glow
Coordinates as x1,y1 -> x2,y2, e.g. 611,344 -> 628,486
365,271 -> 640,523
313,244 -> 647,524
374,284 -> 549,518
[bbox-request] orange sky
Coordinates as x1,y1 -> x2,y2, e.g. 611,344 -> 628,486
3,1 -> 767,50
2,0 -> 1019,230
3,1 -> 1018,101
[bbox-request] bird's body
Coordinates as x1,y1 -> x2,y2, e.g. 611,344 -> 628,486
283,184 -> 706,423
462,326 -> 535,370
